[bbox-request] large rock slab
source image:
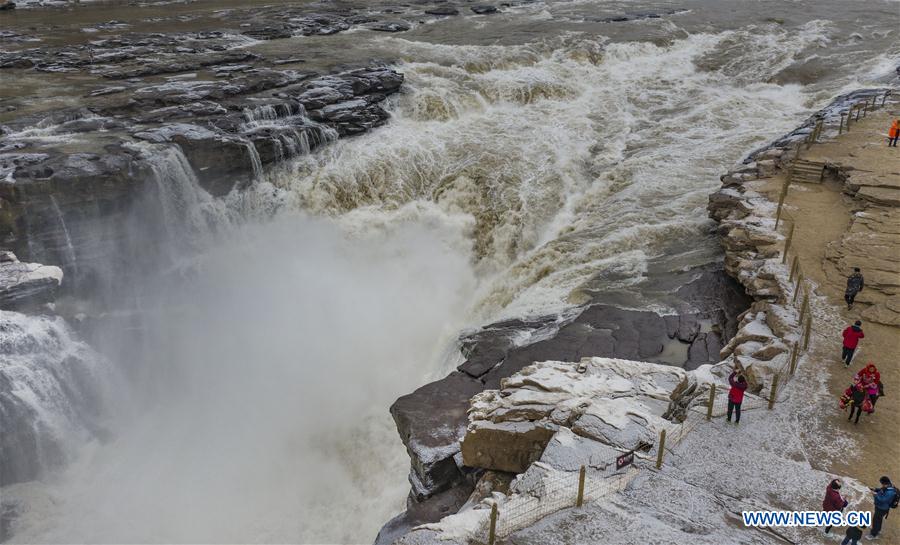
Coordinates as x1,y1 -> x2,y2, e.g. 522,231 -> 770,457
390,371 -> 483,501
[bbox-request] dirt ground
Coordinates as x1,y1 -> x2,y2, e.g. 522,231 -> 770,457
759,105 -> 900,542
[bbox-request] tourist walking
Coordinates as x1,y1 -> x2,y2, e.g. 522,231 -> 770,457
842,321 -> 865,366
889,119 -> 899,147
845,268 -> 865,309
847,381 -> 867,424
726,368 -> 747,424
823,478 -> 848,534
868,476 -> 898,539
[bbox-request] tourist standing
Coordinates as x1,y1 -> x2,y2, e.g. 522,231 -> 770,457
889,119 -> 899,147
823,478 -> 848,535
842,321 -> 865,366
845,268 -> 865,309
726,368 -> 747,424
869,476 -> 898,539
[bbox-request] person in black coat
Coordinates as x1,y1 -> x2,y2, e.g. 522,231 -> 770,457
847,382 -> 866,424
845,268 -> 864,309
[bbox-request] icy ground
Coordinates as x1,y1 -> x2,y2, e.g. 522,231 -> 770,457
501,357 -> 870,545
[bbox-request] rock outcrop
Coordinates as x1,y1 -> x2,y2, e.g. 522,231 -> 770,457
393,357 -> 695,545
0,251 -> 62,310
823,165 -> 900,325
386,267 -> 751,538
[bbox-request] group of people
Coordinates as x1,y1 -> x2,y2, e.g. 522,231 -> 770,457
838,269 -> 886,425
830,267 -> 893,540
839,363 -> 884,425
822,476 -> 898,542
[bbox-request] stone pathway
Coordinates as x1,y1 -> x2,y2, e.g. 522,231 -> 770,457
758,105 -> 900,544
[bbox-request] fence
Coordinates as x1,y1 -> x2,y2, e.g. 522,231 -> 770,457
837,90 -> 892,135
481,416 -> 701,544
483,457 -> 643,544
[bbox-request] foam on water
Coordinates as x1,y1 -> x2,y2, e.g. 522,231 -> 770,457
275,26 -> 828,319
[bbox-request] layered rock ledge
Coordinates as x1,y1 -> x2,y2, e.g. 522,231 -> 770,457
0,64 -> 403,292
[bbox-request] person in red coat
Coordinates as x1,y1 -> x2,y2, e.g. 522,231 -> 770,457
823,478 -> 848,534
727,368 -> 748,424
841,320 -> 865,366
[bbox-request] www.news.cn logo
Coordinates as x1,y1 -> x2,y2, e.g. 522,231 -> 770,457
742,511 -> 871,527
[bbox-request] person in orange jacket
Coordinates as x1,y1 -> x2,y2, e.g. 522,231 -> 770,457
889,119 -> 899,147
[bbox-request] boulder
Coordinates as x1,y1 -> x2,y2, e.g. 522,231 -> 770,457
368,21 -> 412,32
471,5 -> 499,14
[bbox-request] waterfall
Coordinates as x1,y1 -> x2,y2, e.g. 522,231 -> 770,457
0,312 -> 108,487
48,195 -> 79,280
240,103 -> 338,163
137,143 -> 234,253
244,141 -> 264,180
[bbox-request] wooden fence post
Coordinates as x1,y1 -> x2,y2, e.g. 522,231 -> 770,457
789,343 -> 799,375
839,112 -> 846,134
803,315 -> 813,351
789,255 -> 800,282
882,92 -> 890,108
707,383 -> 716,420
655,429 -> 667,469
782,222 -> 795,263
806,120 -> 822,149
794,272 -> 804,297
856,104 -> 862,121
768,375 -> 779,410
576,465 -> 586,507
775,177 -> 790,230
488,503 -> 498,545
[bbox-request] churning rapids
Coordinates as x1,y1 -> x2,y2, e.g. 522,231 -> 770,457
1,0 -> 899,543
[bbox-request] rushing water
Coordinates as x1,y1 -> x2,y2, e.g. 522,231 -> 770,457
2,0 -> 899,543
